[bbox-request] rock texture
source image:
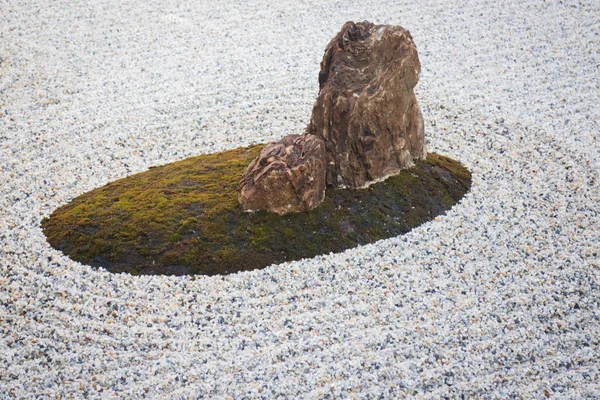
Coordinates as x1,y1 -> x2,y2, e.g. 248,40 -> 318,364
308,21 -> 427,188
238,134 -> 326,214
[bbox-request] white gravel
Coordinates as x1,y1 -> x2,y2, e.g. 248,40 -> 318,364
1,0 -> 599,398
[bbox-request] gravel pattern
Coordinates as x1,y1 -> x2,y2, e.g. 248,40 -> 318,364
1,0 -> 599,398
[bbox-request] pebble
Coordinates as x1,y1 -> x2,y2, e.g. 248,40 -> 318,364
1,0 -> 599,398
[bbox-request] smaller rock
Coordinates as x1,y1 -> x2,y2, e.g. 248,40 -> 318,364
238,134 -> 326,215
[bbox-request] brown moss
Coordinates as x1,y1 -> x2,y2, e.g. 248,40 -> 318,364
41,145 -> 471,276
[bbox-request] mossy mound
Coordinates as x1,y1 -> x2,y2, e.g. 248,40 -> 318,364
41,145 -> 471,276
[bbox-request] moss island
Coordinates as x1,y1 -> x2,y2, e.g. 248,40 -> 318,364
41,145 -> 471,276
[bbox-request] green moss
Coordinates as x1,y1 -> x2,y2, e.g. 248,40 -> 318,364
41,145 -> 472,276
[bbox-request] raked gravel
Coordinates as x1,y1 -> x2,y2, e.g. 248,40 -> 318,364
1,0 -> 599,398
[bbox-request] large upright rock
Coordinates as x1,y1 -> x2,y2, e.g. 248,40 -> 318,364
308,21 -> 426,188
238,134 -> 326,215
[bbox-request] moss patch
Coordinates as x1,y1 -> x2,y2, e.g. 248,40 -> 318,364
41,145 -> 471,276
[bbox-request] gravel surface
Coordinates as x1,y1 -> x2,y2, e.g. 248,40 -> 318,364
1,0 -> 599,398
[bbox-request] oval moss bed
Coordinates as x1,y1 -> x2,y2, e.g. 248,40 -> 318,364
41,145 -> 471,276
